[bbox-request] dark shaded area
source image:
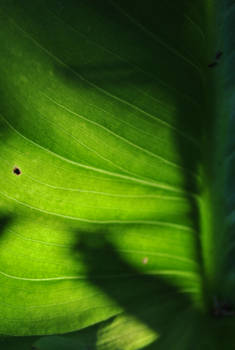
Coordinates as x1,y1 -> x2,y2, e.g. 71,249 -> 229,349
70,231 -> 235,349
56,61 -> 160,86
0,215 -> 12,232
0,336 -> 40,350
70,231 -> 203,349
34,319 -> 110,350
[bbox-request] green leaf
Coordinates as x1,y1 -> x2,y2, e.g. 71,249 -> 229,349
0,0 -> 235,348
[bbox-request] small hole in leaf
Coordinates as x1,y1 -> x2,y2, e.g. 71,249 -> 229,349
13,167 -> 21,175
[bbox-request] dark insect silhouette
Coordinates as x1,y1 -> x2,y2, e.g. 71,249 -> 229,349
212,296 -> 235,317
216,50 -> 223,60
13,167 -> 21,175
208,62 -> 217,68
208,50 -> 223,68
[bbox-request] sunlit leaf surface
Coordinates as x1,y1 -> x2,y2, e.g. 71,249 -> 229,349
0,0 -> 235,349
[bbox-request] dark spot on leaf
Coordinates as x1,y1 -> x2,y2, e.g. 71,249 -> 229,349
216,50 -> 223,60
208,62 -> 217,68
13,167 -> 21,175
